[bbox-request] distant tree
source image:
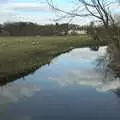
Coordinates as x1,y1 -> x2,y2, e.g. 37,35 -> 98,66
0,30 -> 10,36
2,22 -> 81,36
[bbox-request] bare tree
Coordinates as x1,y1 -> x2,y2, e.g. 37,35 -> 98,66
47,0 -> 119,47
47,0 -> 120,73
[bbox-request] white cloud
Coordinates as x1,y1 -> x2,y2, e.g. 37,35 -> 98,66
0,1 -> 94,24
0,5 -> 15,23
109,2 -> 120,9
0,0 -> 9,3
0,1 -> 119,24
0,1 -> 53,24
12,14 -> 55,24
11,3 -> 50,12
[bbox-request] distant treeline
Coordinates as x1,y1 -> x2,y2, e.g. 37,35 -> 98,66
0,22 -> 87,36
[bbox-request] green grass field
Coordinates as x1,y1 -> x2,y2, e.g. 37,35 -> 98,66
0,35 -> 95,85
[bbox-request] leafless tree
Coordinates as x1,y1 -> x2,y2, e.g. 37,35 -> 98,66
47,0 -> 120,48
47,0 -> 120,73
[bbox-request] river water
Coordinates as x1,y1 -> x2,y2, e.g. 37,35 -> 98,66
0,47 -> 120,120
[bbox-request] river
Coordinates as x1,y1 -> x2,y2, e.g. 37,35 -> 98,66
0,46 -> 120,120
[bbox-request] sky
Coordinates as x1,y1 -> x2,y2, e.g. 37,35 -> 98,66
0,0 -> 119,25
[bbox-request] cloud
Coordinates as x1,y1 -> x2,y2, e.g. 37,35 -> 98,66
0,1 -> 54,24
11,3 -> 50,12
0,0 -> 119,24
11,14 -> 55,25
110,2 -> 120,9
0,0 -> 9,3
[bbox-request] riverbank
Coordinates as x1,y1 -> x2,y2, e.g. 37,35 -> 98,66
0,35 -> 99,85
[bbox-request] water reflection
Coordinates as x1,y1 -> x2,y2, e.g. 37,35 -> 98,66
0,81 -> 40,104
49,70 -> 120,92
48,46 -> 120,92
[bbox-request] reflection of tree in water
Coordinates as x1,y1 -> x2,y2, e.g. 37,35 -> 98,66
95,49 -> 119,78
90,46 -> 99,51
95,53 -> 120,94
114,89 -> 120,98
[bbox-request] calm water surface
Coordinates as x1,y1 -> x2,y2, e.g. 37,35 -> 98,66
1,47 -> 120,120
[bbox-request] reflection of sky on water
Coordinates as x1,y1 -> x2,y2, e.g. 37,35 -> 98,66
0,82 -> 40,104
47,46 -> 120,92
49,70 -> 120,92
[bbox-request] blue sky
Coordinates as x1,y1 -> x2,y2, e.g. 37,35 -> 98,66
0,0 -> 119,25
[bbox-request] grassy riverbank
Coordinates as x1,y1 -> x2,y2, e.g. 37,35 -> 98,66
0,35 -> 95,85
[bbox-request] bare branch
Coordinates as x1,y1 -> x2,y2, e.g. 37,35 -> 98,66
47,0 -> 91,17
